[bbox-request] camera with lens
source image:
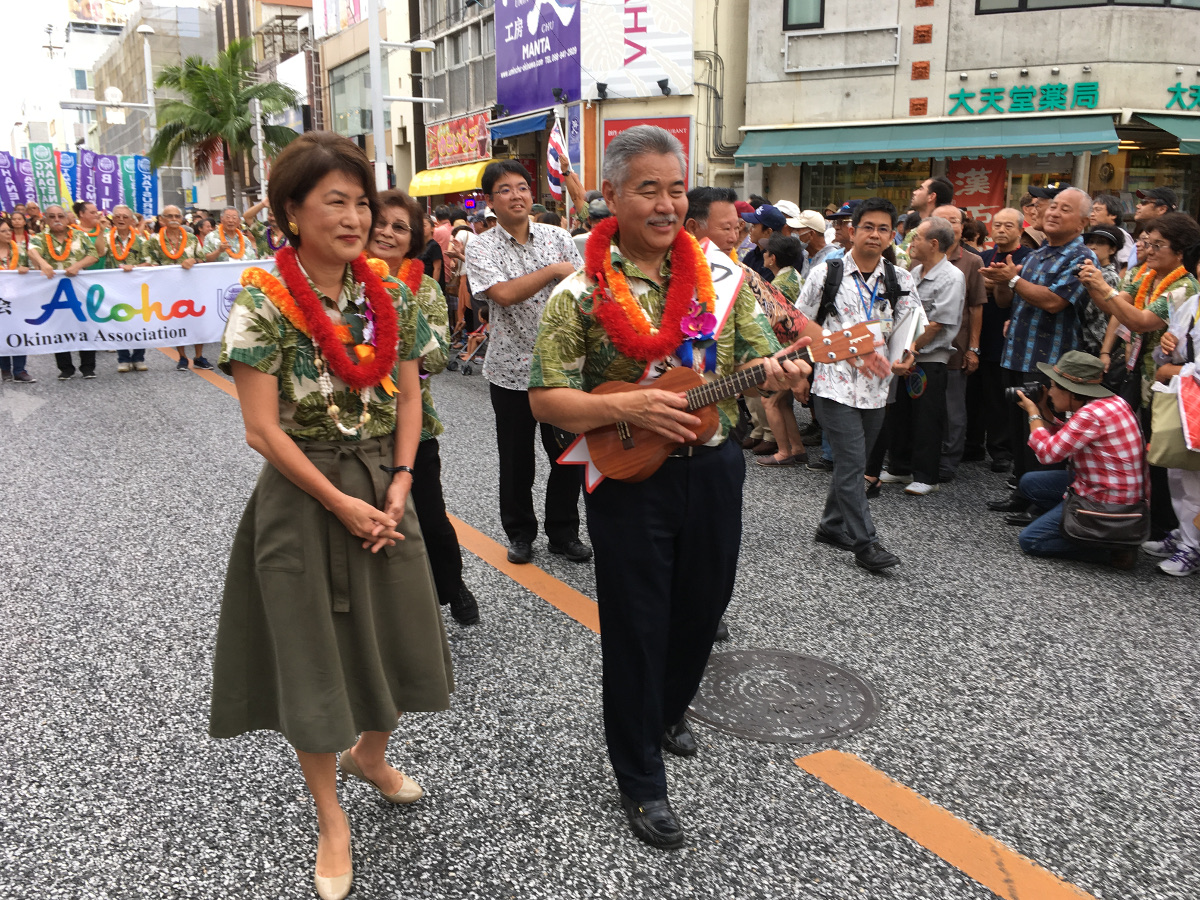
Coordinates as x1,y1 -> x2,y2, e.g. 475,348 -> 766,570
1005,382 -> 1044,405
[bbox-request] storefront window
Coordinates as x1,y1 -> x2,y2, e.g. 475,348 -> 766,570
800,160 -> 931,212
330,55 -> 390,138
1087,149 -> 1200,225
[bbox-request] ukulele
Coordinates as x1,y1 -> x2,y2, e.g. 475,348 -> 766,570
584,322 -> 878,482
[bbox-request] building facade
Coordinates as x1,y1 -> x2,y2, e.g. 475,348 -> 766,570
740,0 -> 1200,222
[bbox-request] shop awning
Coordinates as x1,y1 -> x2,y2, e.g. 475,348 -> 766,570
735,114 -> 1120,166
407,160 -> 491,197
1135,113 -> 1200,155
488,111 -> 553,141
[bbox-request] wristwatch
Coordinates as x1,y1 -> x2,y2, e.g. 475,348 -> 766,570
968,346 -> 980,354
379,464 -> 415,477
1007,274 -> 1020,289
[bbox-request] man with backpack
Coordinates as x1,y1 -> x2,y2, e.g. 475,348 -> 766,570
796,198 -> 923,572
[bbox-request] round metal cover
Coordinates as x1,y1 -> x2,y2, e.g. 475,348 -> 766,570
689,650 -> 879,744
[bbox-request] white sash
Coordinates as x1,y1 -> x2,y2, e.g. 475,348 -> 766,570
559,238 -> 746,492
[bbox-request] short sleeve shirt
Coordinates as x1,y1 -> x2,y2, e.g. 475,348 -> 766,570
528,239 -> 780,446
909,257 -> 964,364
946,246 -> 987,369
772,266 -> 801,304
34,231 -> 94,270
248,220 -> 287,258
219,263 -> 421,442
796,255 -> 923,410
2,241 -> 28,268
465,221 -> 583,391
97,230 -> 150,268
204,227 -> 258,262
144,230 -> 204,266
1001,236 -> 1096,372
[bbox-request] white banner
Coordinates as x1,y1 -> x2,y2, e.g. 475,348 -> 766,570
0,259 -> 269,354
580,0 -> 693,101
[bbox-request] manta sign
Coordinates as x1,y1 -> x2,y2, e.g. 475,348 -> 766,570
495,0 -> 580,117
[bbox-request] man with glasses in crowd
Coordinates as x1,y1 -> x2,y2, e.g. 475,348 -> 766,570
465,159 -> 590,566
26,205 -> 101,380
1128,187 -> 1178,270
144,205 -> 210,371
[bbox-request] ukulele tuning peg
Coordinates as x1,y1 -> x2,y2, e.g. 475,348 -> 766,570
848,346 -> 858,355
822,338 -> 832,346
825,352 -> 837,360
842,330 -> 853,338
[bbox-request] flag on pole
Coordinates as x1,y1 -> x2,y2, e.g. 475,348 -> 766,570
546,119 -> 568,201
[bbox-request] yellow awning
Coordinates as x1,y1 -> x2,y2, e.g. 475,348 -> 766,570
407,160 -> 490,197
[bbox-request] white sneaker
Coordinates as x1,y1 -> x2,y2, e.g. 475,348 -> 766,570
134,361 -> 149,372
905,482 -> 939,496
117,362 -> 132,373
1159,545 -> 1200,577
880,470 -> 913,484
1141,530 -> 1180,559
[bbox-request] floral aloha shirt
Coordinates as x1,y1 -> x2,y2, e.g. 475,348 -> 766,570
529,238 -> 781,446
33,231 -> 94,270
204,227 -> 259,262
143,230 -> 204,266
219,263 -> 430,442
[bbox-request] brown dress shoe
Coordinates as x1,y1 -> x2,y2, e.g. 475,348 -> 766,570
752,441 -> 778,456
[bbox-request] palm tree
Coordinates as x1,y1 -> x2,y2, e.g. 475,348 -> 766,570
148,37 -> 300,206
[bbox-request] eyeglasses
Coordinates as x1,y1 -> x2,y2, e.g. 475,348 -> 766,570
387,222 -> 412,234
854,223 -> 893,235
1144,240 -> 1171,253
491,184 -> 531,198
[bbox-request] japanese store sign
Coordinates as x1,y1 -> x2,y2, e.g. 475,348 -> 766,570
496,0 -> 580,118
947,81 -> 1099,116
603,116 -> 691,186
426,113 -> 492,169
1166,82 -> 1200,110
580,0 -> 694,100
946,159 -> 1007,226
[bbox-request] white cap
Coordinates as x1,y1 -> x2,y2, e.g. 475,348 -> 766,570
773,200 -> 803,228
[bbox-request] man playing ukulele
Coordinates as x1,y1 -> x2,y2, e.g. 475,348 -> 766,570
528,126 -> 815,850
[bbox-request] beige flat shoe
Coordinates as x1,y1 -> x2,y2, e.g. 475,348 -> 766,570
339,747 -> 423,804
313,813 -> 352,900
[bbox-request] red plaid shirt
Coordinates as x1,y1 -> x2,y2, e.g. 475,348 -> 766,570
1029,394 -> 1145,504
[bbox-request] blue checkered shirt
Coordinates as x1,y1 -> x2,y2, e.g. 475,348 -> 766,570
1000,235 -> 1096,372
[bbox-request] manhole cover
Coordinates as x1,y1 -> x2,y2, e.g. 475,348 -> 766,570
689,650 -> 878,744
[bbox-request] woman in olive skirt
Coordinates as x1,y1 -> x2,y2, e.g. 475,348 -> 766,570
210,131 -> 453,900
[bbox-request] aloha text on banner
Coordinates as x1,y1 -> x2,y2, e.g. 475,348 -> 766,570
0,259 -> 269,354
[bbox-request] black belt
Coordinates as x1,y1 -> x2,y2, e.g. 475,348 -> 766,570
668,443 -> 723,459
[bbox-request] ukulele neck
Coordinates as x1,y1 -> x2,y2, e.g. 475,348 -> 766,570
682,349 -> 805,411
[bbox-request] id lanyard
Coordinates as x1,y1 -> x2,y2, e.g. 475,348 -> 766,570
852,271 -> 880,321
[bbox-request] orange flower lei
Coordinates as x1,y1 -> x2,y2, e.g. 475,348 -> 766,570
397,258 -> 424,295
158,228 -> 187,260
1134,265 -> 1187,311
365,257 -> 390,279
218,224 -> 246,259
241,267 -> 354,345
109,229 -> 136,262
44,232 -> 72,262
3,241 -> 17,269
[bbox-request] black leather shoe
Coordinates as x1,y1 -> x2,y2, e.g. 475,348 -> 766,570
549,539 -> 592,562
986,493 -> 1027,512
507,541 -> 533,564
662,719 -> 698,757
713,618 -> 730,642
619,794 -> 685,850
855,542 -> 900,572
450,584 -> 479,625
1005,511 -> 1036,527
991,458 -> 1012,473
814,527 -> 854,551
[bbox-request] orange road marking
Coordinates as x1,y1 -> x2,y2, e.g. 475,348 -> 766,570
449,515 -> 599,633
795,750 -> 1097,900
155,347 -> 237,397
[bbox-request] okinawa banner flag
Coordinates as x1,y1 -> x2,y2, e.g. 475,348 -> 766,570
55,151 -> 76,204
0,259 -> 269,353
0,152 -> 28,212
120,155 -> 138,208
134,156 -> 158,217
78,149 -> 99,206
94,154 -> 122,211
29,143 -> 62,208
15,159 -> 37,208
58,151 -> 79,200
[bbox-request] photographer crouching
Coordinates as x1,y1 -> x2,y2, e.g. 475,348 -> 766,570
1012,350 -> 1146,567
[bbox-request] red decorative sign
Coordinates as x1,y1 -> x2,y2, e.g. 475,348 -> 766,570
946,158 -> 1007,225
602,117 -> 692,186
426,113 -> 492,169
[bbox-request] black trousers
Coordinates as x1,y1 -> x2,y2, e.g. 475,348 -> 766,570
55,351 -> 96,375
1001,367 -> 1058,480
585,440 -> 743,801
885,361 -> 948,485
410,438 -> 463,606
488,383 -> 581,545
965,361 -> 1012,462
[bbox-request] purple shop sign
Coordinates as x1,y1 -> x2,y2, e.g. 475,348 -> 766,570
495,0 -> 580,118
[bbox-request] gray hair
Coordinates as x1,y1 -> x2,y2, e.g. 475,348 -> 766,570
1057,187 -> 1093,217
602,125 -> 686,190
923,216 -> 955,254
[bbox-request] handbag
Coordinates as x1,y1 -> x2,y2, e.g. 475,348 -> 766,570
1147,388 -> 1200,470
1060,487 -> 1150,547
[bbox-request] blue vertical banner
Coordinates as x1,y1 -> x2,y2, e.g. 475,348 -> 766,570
135,156 -> 158,216
57,151 -> 78,202
567,104 -> 582,168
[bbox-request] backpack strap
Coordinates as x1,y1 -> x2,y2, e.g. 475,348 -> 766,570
881,259 -> 905,309
817,258 -> 843,326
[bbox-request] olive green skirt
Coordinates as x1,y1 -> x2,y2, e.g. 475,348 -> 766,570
209,434 -> 453,753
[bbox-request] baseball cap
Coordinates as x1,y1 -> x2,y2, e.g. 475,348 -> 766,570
734,200 -> 755,216
531,203 -> 547,214
1083,224 -> 1123,248
773,200 -> 803,228
587,198 -> 610,219
1136,187 -> 1178,210
483,207 -> 497,220
1028,181 -> 1069,200
828,200 -> 861,220
793,210 -> 827,233
740,204 -> 787,232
